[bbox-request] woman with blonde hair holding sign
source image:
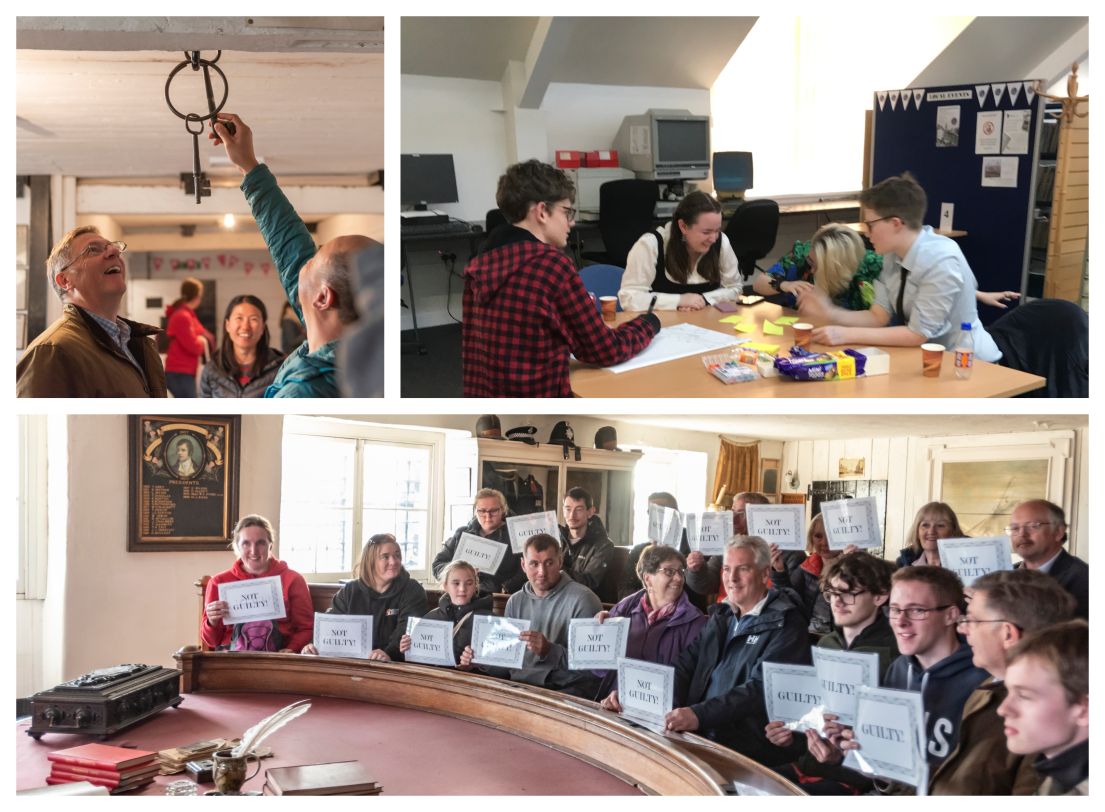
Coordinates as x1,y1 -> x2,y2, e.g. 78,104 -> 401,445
302,533 -> 426,661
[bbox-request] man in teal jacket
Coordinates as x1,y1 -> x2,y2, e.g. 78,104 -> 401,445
210,113 -> 372,397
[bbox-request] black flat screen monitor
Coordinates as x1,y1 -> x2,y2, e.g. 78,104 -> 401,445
713,151 -> 754,194
401,153 -> 459,208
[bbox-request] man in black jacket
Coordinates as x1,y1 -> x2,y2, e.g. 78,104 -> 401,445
666,536 -> 812,765
433,488 -> 525,594
1009,500 -> 1088,619
559,486 -> 616,602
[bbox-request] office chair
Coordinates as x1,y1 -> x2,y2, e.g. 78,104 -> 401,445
578,264 -> 624,313
477,208 -> 510,254
581,179 -> 658,268
724,199 -> 780,278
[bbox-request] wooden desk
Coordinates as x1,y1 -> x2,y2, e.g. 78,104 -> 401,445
161,650 -> 802,795
570,304 -> 1044,398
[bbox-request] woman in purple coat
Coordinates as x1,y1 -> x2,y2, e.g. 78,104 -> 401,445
596,544 -> 707,705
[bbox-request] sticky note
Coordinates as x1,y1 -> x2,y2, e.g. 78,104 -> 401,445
719,315 -> 744,324
774,316 -> 800,325
745,342 -> 781,355
733,322 -> 756,334
762,320 -> 784,335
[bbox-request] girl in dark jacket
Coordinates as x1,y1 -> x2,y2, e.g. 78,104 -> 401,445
400,560 -> 494,665
302,533 -> 426,661
200,295 -> 284,397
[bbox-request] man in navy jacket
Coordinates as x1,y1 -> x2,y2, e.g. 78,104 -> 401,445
666,536 -> 811,765
1009,500 -> 1088,619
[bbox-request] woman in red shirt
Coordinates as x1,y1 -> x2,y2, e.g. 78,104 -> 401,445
164,277 -> 215,398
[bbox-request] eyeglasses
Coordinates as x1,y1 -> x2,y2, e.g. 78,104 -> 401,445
1004,521 -> 1054,535
888,604 -> 952,620
549,202 -> 577,222
861,217 -> 895,231
475,508 -> 502,517
656,567 -> 686,579
822,589 -> 868,605
57,240 -> 127,274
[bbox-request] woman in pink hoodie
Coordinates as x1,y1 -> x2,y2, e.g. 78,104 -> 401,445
164,277 -> 216,398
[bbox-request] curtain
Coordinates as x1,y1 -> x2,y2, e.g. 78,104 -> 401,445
712,438 -> 759,507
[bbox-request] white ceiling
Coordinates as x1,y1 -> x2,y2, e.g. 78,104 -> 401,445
16,17 -> 384,177
402,17 -> 756,89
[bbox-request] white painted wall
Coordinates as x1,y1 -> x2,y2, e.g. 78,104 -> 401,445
780,428 -> 1086,562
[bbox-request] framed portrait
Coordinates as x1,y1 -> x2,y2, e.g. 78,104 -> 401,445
759,458 -> 781,499
128,415 -> 241,551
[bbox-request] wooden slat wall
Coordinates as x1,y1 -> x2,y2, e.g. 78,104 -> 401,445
1044,102 -> 1089,303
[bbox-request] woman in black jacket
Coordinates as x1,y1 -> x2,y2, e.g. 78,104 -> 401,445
400,560 -> 494,665
200,294 -> 284,397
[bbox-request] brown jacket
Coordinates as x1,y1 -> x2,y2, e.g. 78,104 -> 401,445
17,304 -> 167,398
929,678 -> 1040,795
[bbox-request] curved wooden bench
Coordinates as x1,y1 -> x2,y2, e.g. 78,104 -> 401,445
174,648 -> 803,796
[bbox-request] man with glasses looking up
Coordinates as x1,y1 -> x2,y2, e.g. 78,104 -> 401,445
1009,499 -> 1088,619
461,159 -> 660,397
17,226 -> 167,397
433,488 -> 525,595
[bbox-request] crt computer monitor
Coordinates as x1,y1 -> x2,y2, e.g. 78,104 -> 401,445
656,119 -> 711,167
713,152 -> 754,195
401,153 -> 459,209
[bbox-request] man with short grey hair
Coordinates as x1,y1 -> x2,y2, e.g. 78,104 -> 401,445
662,535 -> 811,765
1009,499 -> 1088,619
17,225 -> 167,397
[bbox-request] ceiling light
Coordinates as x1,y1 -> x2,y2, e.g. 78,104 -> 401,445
222,213 -> 236,229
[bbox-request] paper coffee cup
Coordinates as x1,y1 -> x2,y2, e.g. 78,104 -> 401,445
921,343 -> 945,377
792,322 -> 813,348
600,296 -> 618,322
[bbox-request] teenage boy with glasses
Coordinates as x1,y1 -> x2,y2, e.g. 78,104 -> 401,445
461,159 -> 660,397
18,227 -> 167,397
433,488 -> 525,594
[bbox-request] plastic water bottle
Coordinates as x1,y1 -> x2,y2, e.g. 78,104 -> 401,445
954,322 -> 974,379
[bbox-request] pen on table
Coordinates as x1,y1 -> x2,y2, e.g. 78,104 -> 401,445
647,295 -> 657,314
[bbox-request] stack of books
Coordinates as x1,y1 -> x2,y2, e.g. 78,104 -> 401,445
262,761 -> 382,796
156,738 -> 234,775
45,743 -> 159,794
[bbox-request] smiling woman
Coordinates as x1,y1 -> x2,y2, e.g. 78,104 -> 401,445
200,294 -> 285,397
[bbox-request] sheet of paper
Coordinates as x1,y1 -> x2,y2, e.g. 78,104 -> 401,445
821,497 -> 882,549
404,617 -> 456,667
975,110 -> 1002,154
773,316 -> 800,325
812,648 -> 881,725
506,511 -> 560,554
313,612 -> 372,658
762,320 -> 784,336
1002,109 -> 1031,154
604,322 -> 743,374
745,504 -> 806,551
847,686 -> 928,789
470,615 -> 530,669
936,536 -> 1013,586
454,532 -> 508,574
218,576 -> 287,624
733,322 -> 756,334
981,156 -> 1019,188
935,105 -> 961,148
567,617 -> 630,670
683,511 -> 731,555
763,662 -> 822,726
617,657 -> 674,730
647,503 -> 682,547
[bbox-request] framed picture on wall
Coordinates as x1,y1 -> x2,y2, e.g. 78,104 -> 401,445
127,415 -> 241,551
760,458 -> 781,499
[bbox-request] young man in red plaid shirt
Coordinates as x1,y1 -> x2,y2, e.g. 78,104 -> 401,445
462,160 -> 660,397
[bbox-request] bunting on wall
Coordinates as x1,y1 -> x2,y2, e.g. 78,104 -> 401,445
1008,82 -> 1022,106
913,89 -> 925,108
1024,82 -> 1037,104
877,90 -> 888,110
975,85 -> 990,106
991,83 -> 1007,106
149,253 -> 273,276
889,90 -> 900,110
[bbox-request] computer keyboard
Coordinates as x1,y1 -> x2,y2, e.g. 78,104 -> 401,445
400,219 -> 477,237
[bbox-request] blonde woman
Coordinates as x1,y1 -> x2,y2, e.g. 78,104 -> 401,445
896,502 -> 966,568
302,533 -> 427,660
399,559 -> 494,667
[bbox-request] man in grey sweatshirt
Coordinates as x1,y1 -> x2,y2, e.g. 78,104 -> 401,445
462,533 -> 602,697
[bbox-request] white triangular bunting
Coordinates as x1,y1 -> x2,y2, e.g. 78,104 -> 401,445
1025,82 -> 1036,104
1008,82 -> 1022,106
889,90 -> 900,109
901,91 -> 911,110
991,83 -> 1007,106
877,91 -> 888,110
976,85 -> 989,106
913,88 -> 925,107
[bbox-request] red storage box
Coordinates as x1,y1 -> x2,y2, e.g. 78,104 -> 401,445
583,150 -> 619,167
555,150 -> 583,168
